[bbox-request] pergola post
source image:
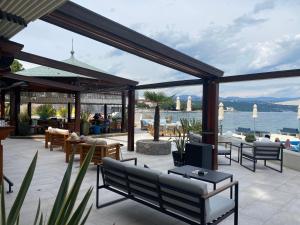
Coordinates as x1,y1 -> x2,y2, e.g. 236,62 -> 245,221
74,92 -> 81,133
202,78 -> 219,170
0,91 -> 5,119
67,102 -> 72,122
9,88 -> 21,135
104,104 -> 108,120
121,91 -> 126,132
27,102 -> 32,125
127,88 -> 135,151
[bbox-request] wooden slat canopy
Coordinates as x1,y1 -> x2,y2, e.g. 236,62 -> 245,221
42,1 -> 224,78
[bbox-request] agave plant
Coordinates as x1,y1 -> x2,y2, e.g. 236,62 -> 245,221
0,145 -> 95,225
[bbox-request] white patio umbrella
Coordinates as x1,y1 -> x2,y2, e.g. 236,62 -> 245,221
252,104 -> 258,134
186,96 -> 192,112
176,96 -> 181,111
218,102 -> 224,134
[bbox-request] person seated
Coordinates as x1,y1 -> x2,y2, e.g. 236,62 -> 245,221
259,134 -> 272,142
284,139 -> 291,150
275,137 -> 281,142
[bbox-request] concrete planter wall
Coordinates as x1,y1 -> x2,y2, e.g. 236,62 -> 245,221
136,139 -> 171,155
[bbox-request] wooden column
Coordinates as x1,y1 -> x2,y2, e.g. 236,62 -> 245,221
67,102 -> 71,122
74,92 -> 81,133
27,102 -> 32,125
0,91 -> 5,119
9,88 -> 20,135
121,91 -> 126,132
104,104 -> 108,120
127,88 -> 135,151
202,78 -> 219,170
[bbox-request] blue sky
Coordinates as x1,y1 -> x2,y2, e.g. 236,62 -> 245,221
12,0 -> 300,98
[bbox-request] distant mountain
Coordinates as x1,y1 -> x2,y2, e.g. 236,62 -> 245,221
220,96 -> 300,103
176,95 -> 201,101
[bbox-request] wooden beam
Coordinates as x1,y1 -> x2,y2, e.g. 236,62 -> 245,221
74,92 -> 81,133
3,72 -> 81,92
127,88 -> 135,151
202,79 -> 219,170
135,79 -> 203,90
104,104 -> 108,120
121,91 -> 126,132
67,102 -> 72,122
219,69 -> 300,83
0,91 -> 5,119
9,88 -> 20,135
42,1 -> 223,78
15,51 -> 138,86
27,102 -> 32,125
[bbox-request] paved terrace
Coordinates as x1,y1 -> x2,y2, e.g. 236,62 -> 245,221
3,130 -> 300,225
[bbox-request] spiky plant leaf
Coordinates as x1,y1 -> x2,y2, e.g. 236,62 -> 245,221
7,152 -> 38,225
79,204 -> 93,225
54,145 -> 95,225
0,183 -> 6,225
33,199 -> 41,225
67,187 -> 93,225
47,154 -> 75,225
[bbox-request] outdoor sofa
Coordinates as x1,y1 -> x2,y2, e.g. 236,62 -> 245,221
240,141 -> 283,172
97,157 -> 239,225
45,127 -> 70,151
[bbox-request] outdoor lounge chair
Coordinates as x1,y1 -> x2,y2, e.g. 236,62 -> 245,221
97,157 -> 239,225
240,141 -> 283,172
235,127 -> 251,135
47,128 -> 70,151
188,133 -> 232,166
78,142 -> 121,166
218,142 -> 232,165
280,128 -> 299,136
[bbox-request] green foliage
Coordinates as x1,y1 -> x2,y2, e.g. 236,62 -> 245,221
0,146 -> 95,225
180,118 -> 202,134
81,111 -> 90,123
18,112 -> 31,136
10,60 -> 24,73
35,104 -> 56,120
4,103 -> 9,119
18,112 -> 30,123
57,107 -> 68,118
136,102 -> 150,109
245,134 -> 256,142
144,91 -> 172,106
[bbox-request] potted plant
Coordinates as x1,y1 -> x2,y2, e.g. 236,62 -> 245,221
18,112 -> 31,136
81,111 -> 91,135
171,119 -> 189,166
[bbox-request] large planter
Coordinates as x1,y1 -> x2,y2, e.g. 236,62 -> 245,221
18,122 -> 31,136
172,151 -> 185,167
136,139 -> 171,155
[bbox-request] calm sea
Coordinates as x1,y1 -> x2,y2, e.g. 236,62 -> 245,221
138,110 -> 299,133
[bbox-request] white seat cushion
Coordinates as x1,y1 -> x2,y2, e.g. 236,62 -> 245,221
207,196 -> 235,223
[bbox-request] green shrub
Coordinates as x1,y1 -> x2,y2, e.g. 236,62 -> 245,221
35,104 -> 56,120
245,134 -> 256,142
18,112 -> 31,136
57,107 -> 68,118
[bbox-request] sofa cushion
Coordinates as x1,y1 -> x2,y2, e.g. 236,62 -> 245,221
84,137 -> 107,145
52,128 -> 69,135
159,174 -> 209,217
102,157 -> 127,191
207,196 -> 235,223
189,132 -> 202,143
126,165 -> 162,205
67,132 -> 80,141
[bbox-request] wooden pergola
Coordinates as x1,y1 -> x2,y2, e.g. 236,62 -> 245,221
1,1 -> 300,170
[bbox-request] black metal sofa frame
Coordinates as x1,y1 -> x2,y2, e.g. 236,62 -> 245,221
96,158 -> 239,225
240,142 -> 283,173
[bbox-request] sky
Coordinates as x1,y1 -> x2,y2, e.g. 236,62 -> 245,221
11,0 -> 300,98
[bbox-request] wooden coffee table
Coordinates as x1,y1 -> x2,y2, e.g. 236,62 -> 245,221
168,165 -> 233,198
